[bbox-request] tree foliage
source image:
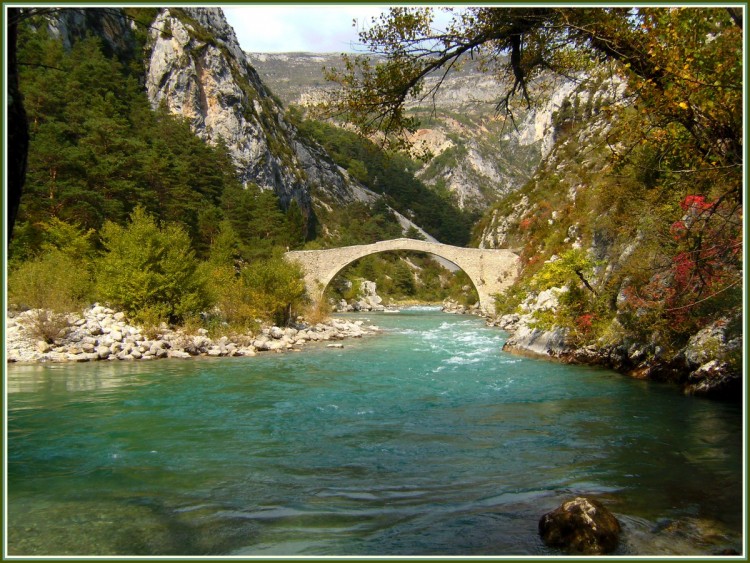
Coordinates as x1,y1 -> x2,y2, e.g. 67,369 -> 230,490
221,182 -> 305,259
241,256 -> 307,326
8,16 -> 317,332
95,207 -> 211,325
326,7 -> 742,203
14,23 -> 244,256
8,218 -> 96,313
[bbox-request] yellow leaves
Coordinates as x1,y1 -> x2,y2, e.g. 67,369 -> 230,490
678,101 -> 689,110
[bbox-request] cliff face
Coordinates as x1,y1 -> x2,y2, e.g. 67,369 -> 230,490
42,7 -> 364,218
35,6 -> 439,244
143,8 -> 363,215
249,52 -> 577,213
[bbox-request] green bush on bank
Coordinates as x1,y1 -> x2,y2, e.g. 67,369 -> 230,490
7,210 -> 312,335
95,206 -> 212,326
241,255 -> 307,327
9,249 -> 91,314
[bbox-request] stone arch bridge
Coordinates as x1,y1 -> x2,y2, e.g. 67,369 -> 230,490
285,238 -> 520,315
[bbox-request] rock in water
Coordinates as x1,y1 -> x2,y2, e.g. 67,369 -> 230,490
539,496 -> 621,555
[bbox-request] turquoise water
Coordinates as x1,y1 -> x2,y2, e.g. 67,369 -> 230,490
6,308 -> 743,555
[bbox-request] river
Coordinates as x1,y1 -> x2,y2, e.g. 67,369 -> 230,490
6,307 -> 743,556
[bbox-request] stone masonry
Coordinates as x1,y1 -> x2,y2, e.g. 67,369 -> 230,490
285,238 -> 520,315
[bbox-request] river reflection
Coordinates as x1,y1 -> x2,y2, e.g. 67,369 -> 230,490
9,363 -> 133,394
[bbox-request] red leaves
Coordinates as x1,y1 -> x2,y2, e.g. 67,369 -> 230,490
670,220 -> 687,240
575,312 -> 594,334
671,251 -> 695,289
672,195 -> 715,240
679,194 -> 712,212
620,192 -> 741,335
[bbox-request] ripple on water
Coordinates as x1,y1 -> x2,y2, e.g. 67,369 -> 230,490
6,309 -> 743,556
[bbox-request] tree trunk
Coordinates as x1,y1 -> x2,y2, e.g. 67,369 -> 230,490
7,7 -> 29,244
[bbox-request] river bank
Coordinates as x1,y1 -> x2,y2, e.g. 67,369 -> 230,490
7,298 -> 741,404
436,289 -> 742,402
490,310 -> 742,402
5,304 -> 379,364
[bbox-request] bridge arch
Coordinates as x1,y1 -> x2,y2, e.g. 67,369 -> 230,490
284,238 -> 520,315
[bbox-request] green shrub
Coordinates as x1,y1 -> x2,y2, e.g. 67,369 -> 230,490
241,256 -> 307,326
530,248 -> 597,292
206,264 -> 261,332
8,249 -> 92,313
96,206 -> 212,324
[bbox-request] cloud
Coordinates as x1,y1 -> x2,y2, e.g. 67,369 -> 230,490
222,5 -> 391,53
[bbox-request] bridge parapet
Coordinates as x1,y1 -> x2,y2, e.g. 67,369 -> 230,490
285,238 -> 520,315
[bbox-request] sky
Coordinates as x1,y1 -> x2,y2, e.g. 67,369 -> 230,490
222,5 -> 455,53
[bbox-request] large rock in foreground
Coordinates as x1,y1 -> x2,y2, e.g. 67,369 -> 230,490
539,496 -> 621,555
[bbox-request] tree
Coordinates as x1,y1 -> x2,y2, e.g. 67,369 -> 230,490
326,7 -> 742,201
530,249 -> 598,295
221,182 -> 290,258
6,6 -> 169,243
241,255 -> 307,326
13,19 -> 239,253
405,226 -> 426,240
207,219 -> 242,268
391,260 -> 416,296
96,206 -> 211,324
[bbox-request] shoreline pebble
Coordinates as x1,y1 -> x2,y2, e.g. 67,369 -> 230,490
6,305 -> 379,364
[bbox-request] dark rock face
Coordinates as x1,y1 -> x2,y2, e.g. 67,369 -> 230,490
500,311 -> 742,402
539,497 -> 621,555
684,360 -> 742,400
46,8 -> 136,62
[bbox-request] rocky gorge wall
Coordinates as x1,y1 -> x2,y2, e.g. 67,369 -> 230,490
249,52 -> 581,213
473,72 -> 742,401
143,8 -> 365,216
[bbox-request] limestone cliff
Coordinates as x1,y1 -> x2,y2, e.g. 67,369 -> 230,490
34,6 -> 447,244
143,8 -> 357,215
249,52 -> 574,213
40,8 -> 353,216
